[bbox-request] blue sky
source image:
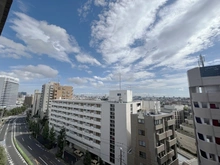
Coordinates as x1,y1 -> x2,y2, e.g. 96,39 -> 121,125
0,0 -> 220,97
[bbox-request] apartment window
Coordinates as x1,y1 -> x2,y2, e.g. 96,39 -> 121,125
203,118 -> 210,125
117,93 -> 121,96
200,150 -> 207,159
139,140 -> 146,147
139,151 -> 146,159
138,119 -> 144,124
193,102 -> 199,108
207,135 -> 213,142
195,117 -> 202,124
210,103 -> 219,109
215,137 -> 220,145
213,120 -> 220,127
209,154 -> 216,161
201,102 -> 208,108
138,130 -> 145,136
198,133 -> 204,141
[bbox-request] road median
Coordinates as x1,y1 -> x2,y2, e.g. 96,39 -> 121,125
13,137 -> 34,165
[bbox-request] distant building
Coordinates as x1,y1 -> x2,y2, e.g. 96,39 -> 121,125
188,64 -> 220,165
176,113 -> 197,155
0,0 -> 13,35
0,75 -> 19,108
39,82 -> 73,119
161,105 -> 185,129
32,90 -> 41,117
129,111 -> 178,165
24,95 -> 33,107
18,92 -> 27,98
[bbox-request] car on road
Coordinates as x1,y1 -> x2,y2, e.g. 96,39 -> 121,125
74,150 -> 84,157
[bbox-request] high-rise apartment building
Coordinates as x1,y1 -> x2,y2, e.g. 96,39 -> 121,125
0,0 -> 13,35
0,75 -> 19,108
39,82 -> 73,119
49,90 -> 142,165
24,95 -> 33,107
129,111 -> 178,165
187,64 -> 220,165
176,113 -> 197,155
32,90 -> 41,116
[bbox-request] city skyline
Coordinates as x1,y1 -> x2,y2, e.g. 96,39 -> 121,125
0,0 -> 220,97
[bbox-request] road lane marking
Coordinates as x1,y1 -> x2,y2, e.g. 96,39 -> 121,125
22,138 -> 24,141
50,161 -> 54,165
39,157 -> 48,165
28,146 -> 32,150
43,155 -> 48,160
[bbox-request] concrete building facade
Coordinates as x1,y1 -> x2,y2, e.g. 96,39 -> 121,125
0,0 -> 13,35
32,90 -> 41,116
24,95 -> 33,107
0,75 -> 19,108
187,64 -> 220,165
129,112 -> 178,165
39,82 -> 73,119
176,114 -> 197,155
49,90 -> 142,165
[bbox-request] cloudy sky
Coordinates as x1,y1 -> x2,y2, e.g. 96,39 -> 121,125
1,0 -> 220,97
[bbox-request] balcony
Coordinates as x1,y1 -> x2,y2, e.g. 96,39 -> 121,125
167,138 -> 176,148
156,144 -> 165,154
166,119 -> 175,127
155,124 -> 163,130
167,149 -> 175,159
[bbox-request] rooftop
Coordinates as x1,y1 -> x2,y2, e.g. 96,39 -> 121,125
200,64 -> 220,77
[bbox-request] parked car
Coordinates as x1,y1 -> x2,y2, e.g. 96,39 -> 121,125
74,150 -> 84,157
91,159 -> 99,165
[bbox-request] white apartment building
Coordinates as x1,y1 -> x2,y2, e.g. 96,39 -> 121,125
176,114 -> 197,155
0,75 -> 19,107
32,90 -> 41,116
162,105 -> 185,129
39,82 -> 55,119
49,90 -> 142,165
188,64 -> 220,165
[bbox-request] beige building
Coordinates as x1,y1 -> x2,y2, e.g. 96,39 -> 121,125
53,83 -> 73,99
129,112 -> 178,165
0,0 -> 13,35
24,95 -> 33,107
176,114 -> 197,155
188,64 -> 220,165
32,90 -> 41,117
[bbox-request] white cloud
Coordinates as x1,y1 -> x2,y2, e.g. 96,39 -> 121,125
68,77 -> 88,85
78,0 -> 93,19
0,36 -> 30,58
75,54 -> 101,66
94,0 -> 107,7
17,0 -> 29,13
91,0 -> 220,71
0,64 -> 58,81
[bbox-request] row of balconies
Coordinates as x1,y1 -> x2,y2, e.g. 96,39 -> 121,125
155,119 -> 175,131
52,103 -> 101,111
156,138 -> 177,154
157,130 -> 173,141
157,149 -> 175,164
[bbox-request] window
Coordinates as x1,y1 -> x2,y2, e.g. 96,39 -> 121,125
200,150 -> 207,159
203,118 -> 210,125
213,120 -> 220,126
139,140 -> 146,147
138,119 -> 144,124
139,151 -> 146,159
207,135 -> 213,142
117,93 -> 121,96
138,130 -> 145,136
198,133 -> 204,141
193,102 -> 199,108
201,102 -> 207,108
209,154 -> 216,161
195,117 -> 202,124
215,137 -> 220,145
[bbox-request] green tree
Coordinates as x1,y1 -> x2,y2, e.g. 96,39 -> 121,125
0,146 -> 7,165
83,150 -> 91,165
49,126 -> 56,148
56,127 -> 66,157
42,121 -> 49,140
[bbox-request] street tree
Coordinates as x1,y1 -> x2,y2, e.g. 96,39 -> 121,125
42,121 -> 49,140
49,126 -> 56,148
56,127 -> 66,157
83,150 -> 91,165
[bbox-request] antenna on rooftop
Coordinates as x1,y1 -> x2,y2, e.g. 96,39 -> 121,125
198,54 -> 205,67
